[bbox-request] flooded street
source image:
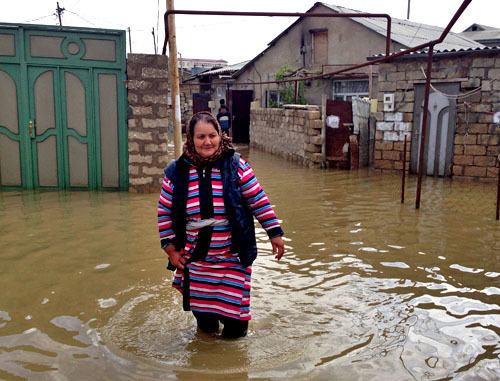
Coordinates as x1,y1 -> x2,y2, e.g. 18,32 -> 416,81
1,146 -> 500,380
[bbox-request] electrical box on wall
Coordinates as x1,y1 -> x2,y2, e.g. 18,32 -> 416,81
383,93 -> 394,112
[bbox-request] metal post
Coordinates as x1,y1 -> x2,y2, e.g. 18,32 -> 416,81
179,52 -> 183,82
496,152 -> 500,220
127,27 -> 132,53
294,80 -> 298,104
166,0 -> 182,158
402,134 -> 407,203
321,94 -> 327,168
407,0 -> 411,19
56,2 -> 64,26
415,44 -> 435,209
152,28 -> 157,54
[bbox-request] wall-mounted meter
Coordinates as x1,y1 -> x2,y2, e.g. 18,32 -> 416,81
383,93 -> 394,112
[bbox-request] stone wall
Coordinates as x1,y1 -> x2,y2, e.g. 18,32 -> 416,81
127,54 -> 171,193
250,106 -> 324,167
374,51 -> 500,180
180,83 -> 195,129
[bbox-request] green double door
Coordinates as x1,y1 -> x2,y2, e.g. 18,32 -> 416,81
0,24 -> 127,190
0,66 -> 124,190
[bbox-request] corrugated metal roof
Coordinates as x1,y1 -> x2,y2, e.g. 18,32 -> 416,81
321,3 -> 484,51
196,61 -> 250,77
460,29 -> 500,43
369,44 -> 500,60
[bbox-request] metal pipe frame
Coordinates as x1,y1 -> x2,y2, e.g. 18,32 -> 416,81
162,10 -> 392,57
163,0 -> 474,210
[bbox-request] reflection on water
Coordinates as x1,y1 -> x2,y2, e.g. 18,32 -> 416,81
1,146 -> 499,380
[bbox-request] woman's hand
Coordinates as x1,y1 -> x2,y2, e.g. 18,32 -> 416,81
164,245 -> 186,270
271,236 -> 285,261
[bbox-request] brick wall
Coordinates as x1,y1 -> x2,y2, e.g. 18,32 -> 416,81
250,106 -> 324,167
374,52 -> 500,180
127,53 -> 171,193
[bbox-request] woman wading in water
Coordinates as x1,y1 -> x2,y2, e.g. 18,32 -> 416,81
158,111 -> 285,338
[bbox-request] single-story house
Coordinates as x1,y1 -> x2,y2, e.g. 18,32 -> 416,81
232,2 -> 483,107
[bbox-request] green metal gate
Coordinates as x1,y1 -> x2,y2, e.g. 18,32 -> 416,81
0,23 -> 128,190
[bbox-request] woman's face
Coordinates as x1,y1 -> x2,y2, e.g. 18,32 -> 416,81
193,121 -> 221,158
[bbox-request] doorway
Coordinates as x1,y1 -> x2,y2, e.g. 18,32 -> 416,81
227,89 -> 253,143
411,83 -> 459,177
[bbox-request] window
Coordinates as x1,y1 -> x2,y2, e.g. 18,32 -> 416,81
216,86 -> 222,97
333,79 -> 369,102
267,90 -> 282,108
312,30 -> 328,65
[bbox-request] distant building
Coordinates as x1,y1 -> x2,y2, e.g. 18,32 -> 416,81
460,24 -> 500,47
178,57 -> 227,71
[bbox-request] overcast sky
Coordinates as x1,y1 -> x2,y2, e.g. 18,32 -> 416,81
2,0 -> 499,64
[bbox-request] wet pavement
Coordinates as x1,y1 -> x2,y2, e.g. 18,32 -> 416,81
1,146 -> 499,380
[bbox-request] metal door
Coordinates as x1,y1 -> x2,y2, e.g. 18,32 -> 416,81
227,90 -> 253,143
411,84 -> 458,177
192,93 -> 210,114
325,99 -> 352,169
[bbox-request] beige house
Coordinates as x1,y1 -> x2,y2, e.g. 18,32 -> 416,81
233,2 -> 483,107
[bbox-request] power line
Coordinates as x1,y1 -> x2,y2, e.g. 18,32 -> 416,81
65,9 -> 99,27
24,13 -> 57,23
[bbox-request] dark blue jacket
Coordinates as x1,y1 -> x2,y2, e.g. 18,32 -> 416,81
164,151 -> 258,268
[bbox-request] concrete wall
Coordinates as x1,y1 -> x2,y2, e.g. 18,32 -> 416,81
250,106 -> 324,167
235,4 -> 402,107
373,52 -> 500,180
127,53 -> 171,193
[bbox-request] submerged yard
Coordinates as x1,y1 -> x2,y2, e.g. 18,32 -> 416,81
0,147 -> 499,380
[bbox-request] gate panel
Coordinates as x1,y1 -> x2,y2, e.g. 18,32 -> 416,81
98,73 -> 119,188
0,34 -> 15,56
0,68 -> 22,186
31,68 -> 60,187
63,70 -> 90,187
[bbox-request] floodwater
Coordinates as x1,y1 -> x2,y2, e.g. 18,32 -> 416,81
1,146 -> 499,380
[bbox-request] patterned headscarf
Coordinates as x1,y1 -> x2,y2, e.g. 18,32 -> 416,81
183,111 -> 233,167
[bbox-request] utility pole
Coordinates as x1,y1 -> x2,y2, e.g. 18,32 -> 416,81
152,27 -> 157,54
127,27 -> 132,53
56,2 -> 65,26
407,0 -> 411,19
167,0 -> 182,157
178,51 -> 183,82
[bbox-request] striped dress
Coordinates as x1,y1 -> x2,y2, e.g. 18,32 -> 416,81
158,156 -> 283,321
